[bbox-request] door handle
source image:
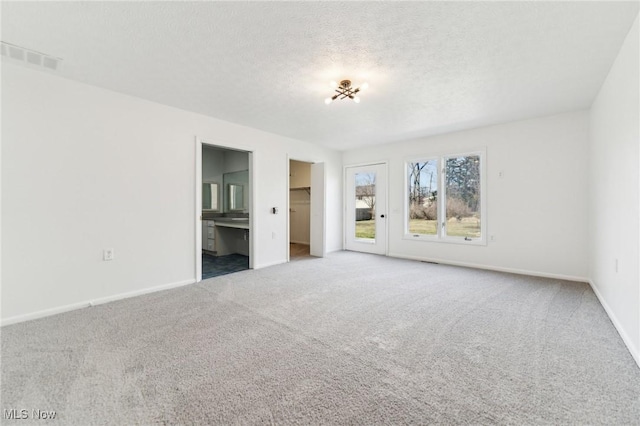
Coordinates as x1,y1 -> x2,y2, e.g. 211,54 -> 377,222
380,214 -> 385,218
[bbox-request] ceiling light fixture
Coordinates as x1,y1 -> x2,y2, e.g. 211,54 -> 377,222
324,80 -> 368,105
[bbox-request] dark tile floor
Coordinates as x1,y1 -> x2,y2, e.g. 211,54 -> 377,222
202,253 -> 249,279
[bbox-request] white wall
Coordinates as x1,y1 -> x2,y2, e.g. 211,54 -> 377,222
1,63 -> 343,323
202,146 -> 248,181
290,189 -> 311,245
202,146 -> 224,185
589,14 -> 639,363
222,149 -> 248,174
290,160 -> 311,188
343,111 -> 590,280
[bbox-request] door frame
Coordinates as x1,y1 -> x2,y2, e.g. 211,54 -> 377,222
343,161 -> 389,255
195,137 -> 255,282
286,155 -> 326,261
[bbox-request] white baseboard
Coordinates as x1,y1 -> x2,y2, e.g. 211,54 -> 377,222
89,279 -> 195,307
387,252 -> 589,282
1,301 -> 91,327
1,278 -> 195,327
588,279 -> 640,369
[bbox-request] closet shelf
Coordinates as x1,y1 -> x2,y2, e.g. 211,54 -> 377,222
290,186 -> 311,195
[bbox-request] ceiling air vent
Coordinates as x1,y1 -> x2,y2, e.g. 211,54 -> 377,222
1,41 -> 62,71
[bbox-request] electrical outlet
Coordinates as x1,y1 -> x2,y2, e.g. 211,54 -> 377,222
103,249 -> 114,261
490,235 -> 496,242
615,258 -> 619,273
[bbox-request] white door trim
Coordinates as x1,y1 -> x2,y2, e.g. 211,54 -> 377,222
310,162 -> 326,257
195,137 -> 255,282
195,138 -> 203,282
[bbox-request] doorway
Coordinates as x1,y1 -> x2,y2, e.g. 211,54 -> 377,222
289,160 -> 312,260
287,158 -> 326,261
345,163 -> 388,255
195,139 -> 254,282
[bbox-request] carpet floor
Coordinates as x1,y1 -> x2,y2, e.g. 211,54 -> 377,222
2,251 -> 639,424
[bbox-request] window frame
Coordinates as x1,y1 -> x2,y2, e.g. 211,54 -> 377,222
404,149 -> 487,246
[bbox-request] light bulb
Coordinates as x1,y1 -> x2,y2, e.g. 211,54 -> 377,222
324,97 -> 333,105
359,82 -> 369,91
353,96 -> 361,103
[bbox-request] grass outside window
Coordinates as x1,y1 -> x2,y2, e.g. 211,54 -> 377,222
355,218 -> 481,239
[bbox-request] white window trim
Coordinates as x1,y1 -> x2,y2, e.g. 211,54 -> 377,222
403,148 -> 487,246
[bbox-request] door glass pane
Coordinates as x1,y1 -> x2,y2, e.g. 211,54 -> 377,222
407,160 -> 438,235
445,155 -> 481,238
355,172 -> 376,240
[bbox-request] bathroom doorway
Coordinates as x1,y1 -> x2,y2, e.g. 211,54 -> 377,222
195,139 -> 253,281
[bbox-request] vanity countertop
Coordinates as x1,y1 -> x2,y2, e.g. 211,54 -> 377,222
213,219 -> 249,230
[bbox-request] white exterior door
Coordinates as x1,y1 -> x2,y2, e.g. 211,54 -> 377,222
345,163 -> 387,255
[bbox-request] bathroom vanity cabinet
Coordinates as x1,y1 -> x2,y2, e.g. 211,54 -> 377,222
202,219 -> 249,256
202,220 -> 216,253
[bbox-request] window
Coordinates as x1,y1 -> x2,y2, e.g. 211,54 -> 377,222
406,151 -> 485,243
407,159 -> 438,236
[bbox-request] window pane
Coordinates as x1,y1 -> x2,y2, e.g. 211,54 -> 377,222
355,172 -> 376,240
407,160 -> 438,235
445,155 -> 481,238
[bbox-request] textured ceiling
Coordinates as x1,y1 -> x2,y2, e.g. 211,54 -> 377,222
2,1 -> 639,150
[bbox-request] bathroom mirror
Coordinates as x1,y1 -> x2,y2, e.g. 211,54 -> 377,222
223,169 -> 249,212
228,184 -> 244,211
203,182 -> 220,211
